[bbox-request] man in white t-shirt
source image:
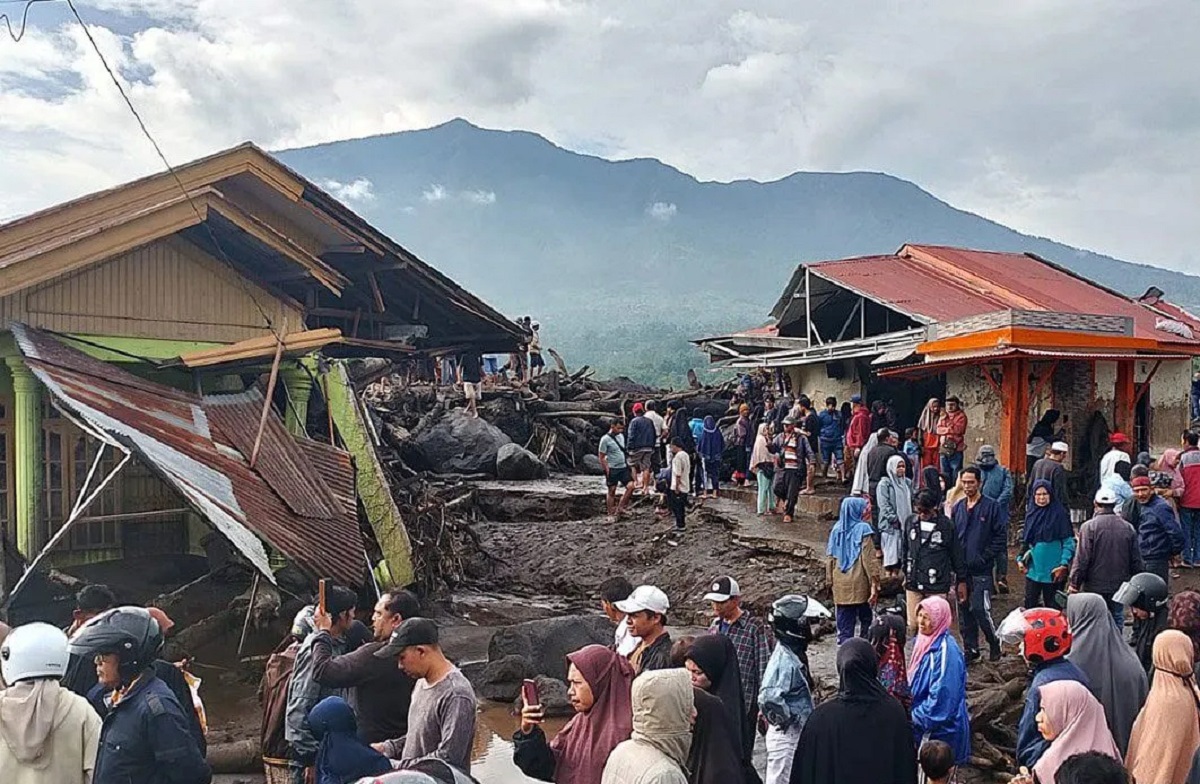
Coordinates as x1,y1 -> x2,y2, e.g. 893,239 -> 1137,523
598,576 -> 640,657
1099,432 -> 1131,485
669,437 -> 691,532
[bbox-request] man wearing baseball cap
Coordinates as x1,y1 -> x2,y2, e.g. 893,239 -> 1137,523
372,619 -> 477,773
615,586 -> 672,674
626,401 -> 657,495
1029,440 -> 1070,509
1129,475 -> 1185,587
1070,487 -> 1145,630
705,576 -> 773,747
1100,432 -> 1132,486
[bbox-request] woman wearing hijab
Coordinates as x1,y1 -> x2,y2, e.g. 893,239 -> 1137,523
697,416 -> 726,499
1027,410 -> 1062,480
1015,680 -> 1121,784
1126,630 -> 1200,784
827,497 -> 881,644
602,669 -> 694,784
789,639 -> 917,784
922,467 -> 946,507
917,398 -> 942,478
877,455 -> 913,573
309,696 -> 394,784
868,613 -> 911,714
1065,593 -> 1148,755
514,645 -> 635,784
685,635 -> 760,782
1168,592 -> 1200,784
942,473 -> 966,519
1017,479 -> 1077,609
851,431 -> 879,497
908,596 -> 971,763
749,423 -> 775,516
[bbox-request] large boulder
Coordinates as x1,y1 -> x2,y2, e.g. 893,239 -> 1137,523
488,616 -> 615,681
581,454 -> 604,475
496,443 -> 549,480
476,654 -> 534,702
405,410 -> 512,474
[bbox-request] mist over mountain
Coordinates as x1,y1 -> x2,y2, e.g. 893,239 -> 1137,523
277,119 -> 1200,386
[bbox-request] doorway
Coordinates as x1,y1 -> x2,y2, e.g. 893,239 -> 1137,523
864,366 -> 947,431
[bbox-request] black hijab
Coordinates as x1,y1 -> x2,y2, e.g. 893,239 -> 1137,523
789,640 -> 917,784
670,406 -> 696,452
921,467 -> 945,505
1029,409 -> 1061,442
688,688 -> 752,784
687,634 -> 753,771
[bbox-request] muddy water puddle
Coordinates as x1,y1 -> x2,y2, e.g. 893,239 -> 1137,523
471,703 -> 569,782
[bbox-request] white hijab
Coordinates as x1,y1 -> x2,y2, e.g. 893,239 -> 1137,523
852,430 -> 880,496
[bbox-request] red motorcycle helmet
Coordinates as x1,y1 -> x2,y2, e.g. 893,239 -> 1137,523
1021,608 -> 1072,665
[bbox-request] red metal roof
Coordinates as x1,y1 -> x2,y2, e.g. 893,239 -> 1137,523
11,324 -> 365,586
808,245 -> 1198,346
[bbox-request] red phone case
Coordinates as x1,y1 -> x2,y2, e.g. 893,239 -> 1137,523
522,679 -> 539,706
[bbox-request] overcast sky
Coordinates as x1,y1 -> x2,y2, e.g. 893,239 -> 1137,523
2,1 -> 1197,273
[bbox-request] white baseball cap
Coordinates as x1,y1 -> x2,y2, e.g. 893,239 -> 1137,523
703,576 -> 740,602
615,585 -> 670,615
1051,441 -> 1069,453
1095,487 -> 1119,505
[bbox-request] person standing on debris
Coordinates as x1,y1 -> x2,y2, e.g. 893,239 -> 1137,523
0,622 -> 101,784
844,395 -> 871,482
628,403 -> 658,496
311,591 -> 420,745
598,577 -> 640,656
1101,432 -> 1133,485
458,349 -> 482,418
817,397 -> 845,483
1030,440 -> 1071,510
1177,431 -> 1200,567
528,322 -> 545,378
1011,608 -> 1089,771
750,423 -> 776,516
668,438 -> 691,532
1018,479 -> 1077,609
286,585 -> 361,783
951,466 -> 1006,662
601,669 -> 694,784
908,596 -> 970,764
705,576 -> 773,753
617,586 -> 674,674
599,419 -> 635,519
63,583 -> 116,698
876,454 -> 913,574
733,404 -> 752,486
789,638 -> 918,784
372,619 -> 476,773
760,595 -> 818,784
1125,630 -> 1200,784
975,444 -> 1014,594
936,396 -> 968,486
917,398 -> 942,480
697,415 -> 726,499
901,488 -> 964,637
514,644 -> 635,784
773,417 -> 812,524
70,606 -> 212,784
827,497 -> 881,644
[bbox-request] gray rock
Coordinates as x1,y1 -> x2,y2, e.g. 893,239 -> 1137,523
476,654 -> 535,702
488,615 -> 615,681
406,410 -> 513,474
511,675 -> 573,717
495,443 -> 549,480
581,454 -> 604,475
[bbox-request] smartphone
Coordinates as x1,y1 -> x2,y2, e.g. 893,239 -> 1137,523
521,679 -> 540,708
318,579 -> 328,616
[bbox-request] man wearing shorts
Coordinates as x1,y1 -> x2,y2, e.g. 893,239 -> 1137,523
459,350 -> 482,418
528,322 -> 545,377
627,402 -> 657,494
817,396 -> 845,481
599,420 -> 634,519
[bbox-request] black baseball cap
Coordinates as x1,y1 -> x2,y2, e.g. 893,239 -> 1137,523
373,617 -> 439,658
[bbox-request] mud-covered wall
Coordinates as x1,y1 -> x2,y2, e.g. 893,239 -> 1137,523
945,366 -> 999,461
786,363 -> 861,408
1146,360 -> 1191,451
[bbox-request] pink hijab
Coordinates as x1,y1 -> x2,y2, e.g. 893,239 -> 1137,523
549,644 -> 635,784
1033,680 -> 1122,784
908,595 -> 952,683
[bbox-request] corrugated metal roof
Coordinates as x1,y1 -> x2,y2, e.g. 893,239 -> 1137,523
11,324 -> 365,585
805,245 -> 1199,346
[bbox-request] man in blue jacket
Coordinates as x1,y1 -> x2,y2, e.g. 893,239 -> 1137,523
976,445 -> 1014,594
1130,475 -> 1185,585
626,402 -> 658,495
1012,608 -> 1089,770
952,466 -> 1007,662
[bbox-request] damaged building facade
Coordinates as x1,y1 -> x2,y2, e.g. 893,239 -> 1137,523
698,244 -> 1200,487
0,143 -> 520,604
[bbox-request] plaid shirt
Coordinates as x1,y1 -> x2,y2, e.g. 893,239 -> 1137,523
710,610 -> 774,713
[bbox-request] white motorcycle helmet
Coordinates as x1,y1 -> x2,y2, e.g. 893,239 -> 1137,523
1,622 -> 70,684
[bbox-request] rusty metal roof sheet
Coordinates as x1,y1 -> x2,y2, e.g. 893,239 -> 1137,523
10,324 -> 365,585
806,245 -> 1199,346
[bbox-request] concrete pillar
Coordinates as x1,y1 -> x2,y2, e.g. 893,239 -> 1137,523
280,361 -> 314,438
5,357 -> 42,559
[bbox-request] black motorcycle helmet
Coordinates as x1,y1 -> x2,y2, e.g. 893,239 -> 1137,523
768,594 -> 829,647
1113,572 -> 1169,614
67,606 -> 163,683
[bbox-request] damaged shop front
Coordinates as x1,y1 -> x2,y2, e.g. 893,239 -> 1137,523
697,244 -> 1200,498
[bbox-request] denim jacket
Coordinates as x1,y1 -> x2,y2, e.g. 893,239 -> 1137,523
757,643 -> 813,731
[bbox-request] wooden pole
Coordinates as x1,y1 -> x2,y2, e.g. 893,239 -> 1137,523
236,572 -> 261,659
999,357 -> 1030,472
249,337 -> 285,469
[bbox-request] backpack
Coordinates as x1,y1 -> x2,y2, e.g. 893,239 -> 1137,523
260,638 -> 299,762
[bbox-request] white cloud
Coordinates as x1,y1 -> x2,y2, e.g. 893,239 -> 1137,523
646,202 -> 677,221
320,177 -> 374,203
421,184 -> 449,203
0,1 -> 1197,271
462,189 -> 496,204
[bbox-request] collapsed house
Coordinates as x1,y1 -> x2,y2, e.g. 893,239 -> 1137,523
697,244 -> 1200,481
0,143 -> 521,606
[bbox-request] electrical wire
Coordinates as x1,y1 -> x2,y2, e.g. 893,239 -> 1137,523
1,0 -> 54,42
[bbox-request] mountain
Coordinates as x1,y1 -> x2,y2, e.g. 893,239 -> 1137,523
277,119 -> 1200,386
